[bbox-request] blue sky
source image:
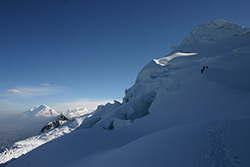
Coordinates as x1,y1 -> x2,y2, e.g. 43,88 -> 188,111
1,0 -> 250,112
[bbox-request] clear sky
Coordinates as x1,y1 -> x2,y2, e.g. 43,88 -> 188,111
1,0 -> 250,112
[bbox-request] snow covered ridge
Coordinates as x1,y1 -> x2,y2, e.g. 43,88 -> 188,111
180,20 -> 250,46
40,114 -> 69,133
0,115 -> 87,165
123,20 -> 250,103
0,105 -> 92,165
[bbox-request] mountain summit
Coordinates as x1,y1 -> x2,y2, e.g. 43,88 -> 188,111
180,19 -> 250,46
24,104 -> 59,117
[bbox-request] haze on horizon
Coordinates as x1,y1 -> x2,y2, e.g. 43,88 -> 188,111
1,0 -> 250,113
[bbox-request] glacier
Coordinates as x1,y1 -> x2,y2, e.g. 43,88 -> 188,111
3,20 -> 250,167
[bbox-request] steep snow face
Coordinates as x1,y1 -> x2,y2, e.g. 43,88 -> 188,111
24,105 -> 59,117
123,20 -> 250,103
80,92 -> 156,130
180,20 -> 250,46
123,51 -> 199,102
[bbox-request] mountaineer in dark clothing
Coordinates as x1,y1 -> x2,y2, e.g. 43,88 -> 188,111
201,66 -> 208,74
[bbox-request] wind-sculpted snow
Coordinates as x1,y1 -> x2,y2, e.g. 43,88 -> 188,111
123,20 -> 250,103
80,92 -> 156,130
123,51 -> 200,102
79,120 -> 250,167
204,68 -> 250,92
6,20 -> 250,167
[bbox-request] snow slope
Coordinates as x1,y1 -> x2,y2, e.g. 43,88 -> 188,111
0,106 -> 93,166
0,105 -> 61,150
7,20 -> 250,167
0,114 -> 90,165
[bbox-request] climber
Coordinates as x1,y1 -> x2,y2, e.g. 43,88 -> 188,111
201,66 -> 208,74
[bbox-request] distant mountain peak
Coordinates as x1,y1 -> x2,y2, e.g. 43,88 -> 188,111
24,104 -> 59,117
33,104 -> 50,110
63,107 -> 91,118
180,19 -> 250,46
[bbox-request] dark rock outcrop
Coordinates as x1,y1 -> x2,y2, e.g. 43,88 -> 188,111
41,114 -> 69,133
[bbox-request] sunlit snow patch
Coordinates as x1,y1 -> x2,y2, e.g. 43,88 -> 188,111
153,52 -> 198,66
0,116 -> 88,165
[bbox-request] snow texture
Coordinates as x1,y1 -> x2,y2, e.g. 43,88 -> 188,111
180,20 -> 250,46
3,20 -> 250,167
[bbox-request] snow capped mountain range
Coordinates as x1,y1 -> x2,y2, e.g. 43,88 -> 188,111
63,108 -> 90,118
24,104 -> 59,118
0,114 -> 88,166
23,104 -> 90,119
2,20 -> 250,167
0,105 -> 92,165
